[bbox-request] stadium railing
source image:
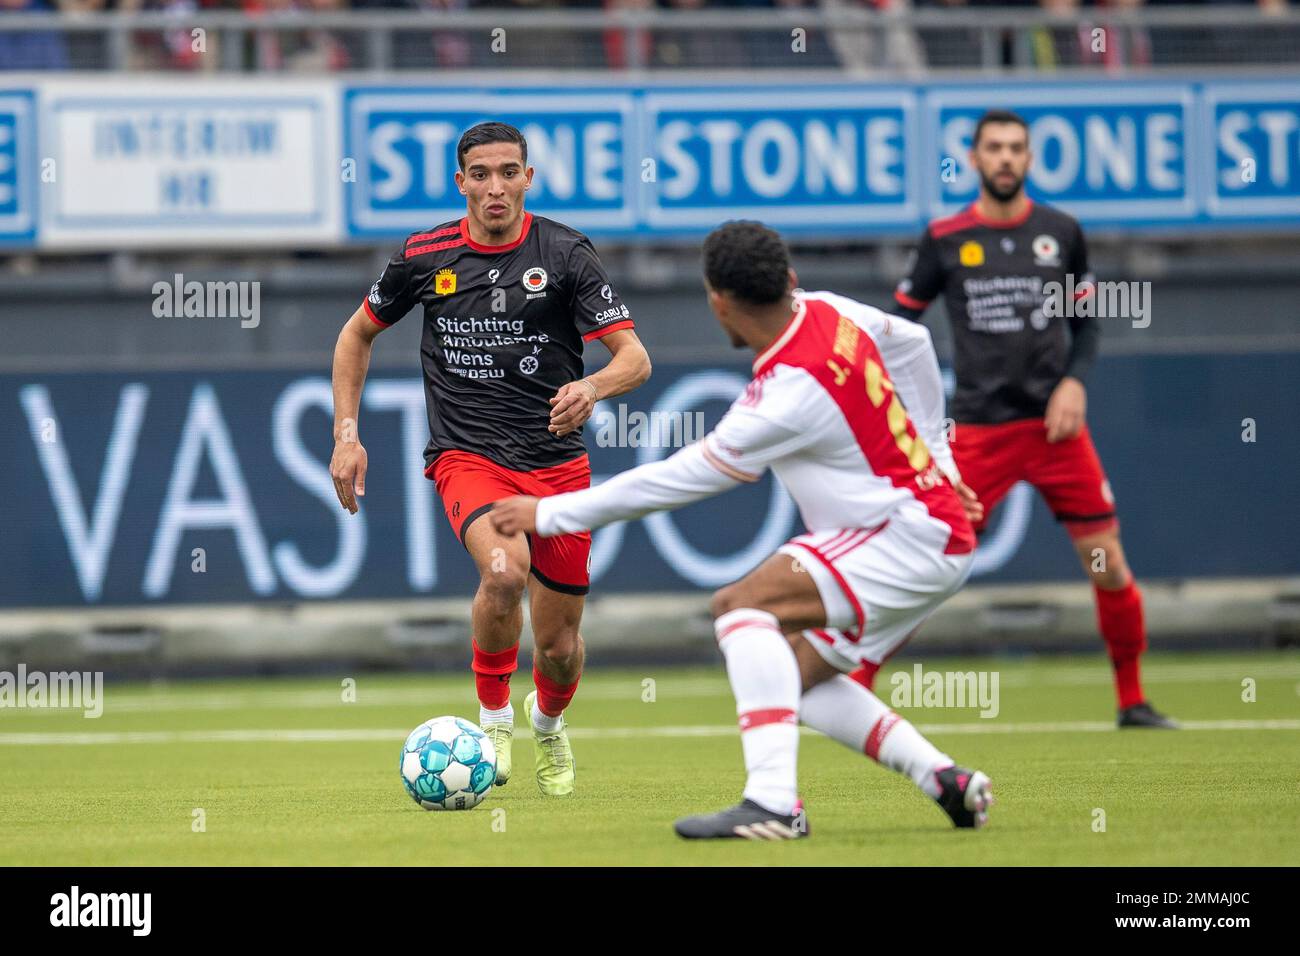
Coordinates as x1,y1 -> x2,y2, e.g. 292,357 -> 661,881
0,7 -> 1298,73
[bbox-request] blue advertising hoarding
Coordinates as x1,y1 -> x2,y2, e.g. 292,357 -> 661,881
343,77 -> 1300,240
923,83 -> 1198,226
1204,82 -> 1300,220
0,89 -> 37,246
2,75 -> 1297,246
5,354 -> 1298,608
344,88 -> 639,238
632,87 -> 919,231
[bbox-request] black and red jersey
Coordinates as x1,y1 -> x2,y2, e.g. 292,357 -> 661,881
893,200 -> 1099,425
363,211 -> 634,472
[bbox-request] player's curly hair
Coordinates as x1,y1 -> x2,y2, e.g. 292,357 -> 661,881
701,220 -> 790,306
457,122 -> 528,170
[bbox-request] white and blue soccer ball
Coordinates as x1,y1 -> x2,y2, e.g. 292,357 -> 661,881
400,716 -> 497,811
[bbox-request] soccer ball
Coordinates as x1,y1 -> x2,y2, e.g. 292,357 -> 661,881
400,716 -> 497,811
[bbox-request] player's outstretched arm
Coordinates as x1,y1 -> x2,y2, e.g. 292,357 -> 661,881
549,329 -> 652,436
490,438 -> 740,538
504,378 -> 808,538
330,305 -> 385,514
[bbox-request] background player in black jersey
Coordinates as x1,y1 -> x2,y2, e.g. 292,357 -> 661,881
329,123 -> 652,795
872,109 -> 1176,729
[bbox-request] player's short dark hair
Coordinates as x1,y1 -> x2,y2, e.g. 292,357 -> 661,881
457,122 -> 528,170
973,109 -> 1029,148
701,221 -> 790,306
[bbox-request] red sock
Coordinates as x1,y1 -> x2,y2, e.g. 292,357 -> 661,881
1094,581 -> 1148,710
533,666 -> 579,718
849,660 -> 881,693
471,640 -> 517,710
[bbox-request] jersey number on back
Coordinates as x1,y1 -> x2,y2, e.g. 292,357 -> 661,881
826,312 -> 931,474
864,356 -> 931,473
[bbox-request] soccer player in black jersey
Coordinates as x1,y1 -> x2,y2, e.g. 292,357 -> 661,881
864,109 -> 1176,729
329,122 -> 652,795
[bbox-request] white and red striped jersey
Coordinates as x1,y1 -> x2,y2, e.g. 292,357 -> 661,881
535,290 -> 976,556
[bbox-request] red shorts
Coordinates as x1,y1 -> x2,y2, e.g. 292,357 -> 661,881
427,450 -> 592,595
952,419 -> 1118,539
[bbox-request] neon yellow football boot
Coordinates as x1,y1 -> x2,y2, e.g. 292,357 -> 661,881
524,690 -> 575,797
482,721 -> 513,786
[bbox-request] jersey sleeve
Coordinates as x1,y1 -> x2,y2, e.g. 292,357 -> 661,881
362,246 -> 419,328
1069,218 -> 1094,289
566,236 -> 635,343
534,386 -> 809,537
1064,220 -> 1100,383
535,442 -> 736,537
893,227 -> 943,321
701,394 -> 813,483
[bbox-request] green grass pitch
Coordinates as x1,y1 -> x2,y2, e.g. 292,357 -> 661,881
1,650 -> 1297,866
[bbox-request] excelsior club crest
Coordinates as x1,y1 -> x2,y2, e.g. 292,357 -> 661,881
522,267 -> 548,293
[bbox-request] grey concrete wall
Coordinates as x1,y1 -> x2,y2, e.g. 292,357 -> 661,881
3,245 -> 1299,373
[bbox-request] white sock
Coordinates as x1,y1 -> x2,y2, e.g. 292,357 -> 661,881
714,608 -> 801,815
799,673 -> 887,750
479,702 -> 513,727
800,673 -> 951,798
531,698 -> 562,734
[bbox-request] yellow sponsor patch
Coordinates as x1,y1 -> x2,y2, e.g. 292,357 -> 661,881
959,241 -> 984,267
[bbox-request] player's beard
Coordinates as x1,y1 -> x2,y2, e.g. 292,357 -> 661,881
479,200 -> 520,238
979,169 -> 1024,203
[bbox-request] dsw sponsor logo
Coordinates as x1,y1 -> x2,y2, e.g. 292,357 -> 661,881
50,887 -> 151,936
889,664 -> 1000,719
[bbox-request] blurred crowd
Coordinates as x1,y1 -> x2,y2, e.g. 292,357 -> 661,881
0,0 -> 1291,72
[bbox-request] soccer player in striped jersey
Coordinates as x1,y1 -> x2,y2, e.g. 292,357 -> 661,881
330,122 -> 652,796
884,109 -> 1175,729
491,221 -> 994,840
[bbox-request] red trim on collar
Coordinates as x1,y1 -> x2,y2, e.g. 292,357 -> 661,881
459,211 -> 533,252
968,199 -> 1034,230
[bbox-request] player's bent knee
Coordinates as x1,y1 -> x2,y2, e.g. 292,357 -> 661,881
709,585 -> 751,621
477,569 -> 528,616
